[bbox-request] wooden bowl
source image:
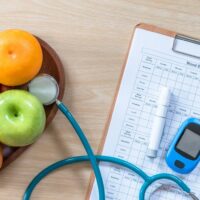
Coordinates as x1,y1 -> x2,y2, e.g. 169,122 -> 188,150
0,37 -> 65,169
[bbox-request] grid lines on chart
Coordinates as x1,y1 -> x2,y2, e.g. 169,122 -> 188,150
103,48 -> 200,200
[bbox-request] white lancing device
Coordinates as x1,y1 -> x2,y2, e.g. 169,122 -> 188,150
147,86 -> 171,158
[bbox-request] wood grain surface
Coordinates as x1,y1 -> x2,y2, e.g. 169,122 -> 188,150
0,0 -> 200,200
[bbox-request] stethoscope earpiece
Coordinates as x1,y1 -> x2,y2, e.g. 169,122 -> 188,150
148,183 -> 199,200
189,192 -> 199,200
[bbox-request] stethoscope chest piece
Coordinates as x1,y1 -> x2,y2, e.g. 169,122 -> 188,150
28,74 -> 59,105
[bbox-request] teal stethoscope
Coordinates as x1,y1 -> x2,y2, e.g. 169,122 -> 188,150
24,74 -> 199,200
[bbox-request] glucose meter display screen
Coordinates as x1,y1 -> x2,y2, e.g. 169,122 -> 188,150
176,129 -> 200,159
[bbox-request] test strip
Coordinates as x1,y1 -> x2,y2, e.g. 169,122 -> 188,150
147,86 -> 171,158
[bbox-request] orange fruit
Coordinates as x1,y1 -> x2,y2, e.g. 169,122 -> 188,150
0,29 -> 43,86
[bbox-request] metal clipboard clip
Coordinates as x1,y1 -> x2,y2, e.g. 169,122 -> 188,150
172,34 -> 200,59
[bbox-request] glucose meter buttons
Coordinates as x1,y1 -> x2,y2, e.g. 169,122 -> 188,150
175,160 -> 185,169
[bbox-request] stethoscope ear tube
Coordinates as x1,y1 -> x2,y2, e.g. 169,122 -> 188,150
23,155 -> 198,200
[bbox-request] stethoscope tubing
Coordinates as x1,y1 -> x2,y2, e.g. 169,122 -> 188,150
56,100 -> 105,199
23,155 -> 190,200
23,100 -> 195,200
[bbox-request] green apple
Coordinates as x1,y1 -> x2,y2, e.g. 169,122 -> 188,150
0,90 -> 46,146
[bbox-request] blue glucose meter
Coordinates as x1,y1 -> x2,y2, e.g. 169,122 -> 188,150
166,118 -> 200,174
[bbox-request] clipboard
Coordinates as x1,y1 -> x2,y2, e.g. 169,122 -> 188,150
85,23 -> 200,199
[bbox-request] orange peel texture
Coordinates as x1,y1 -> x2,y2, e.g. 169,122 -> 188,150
0,29 -> 43,86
